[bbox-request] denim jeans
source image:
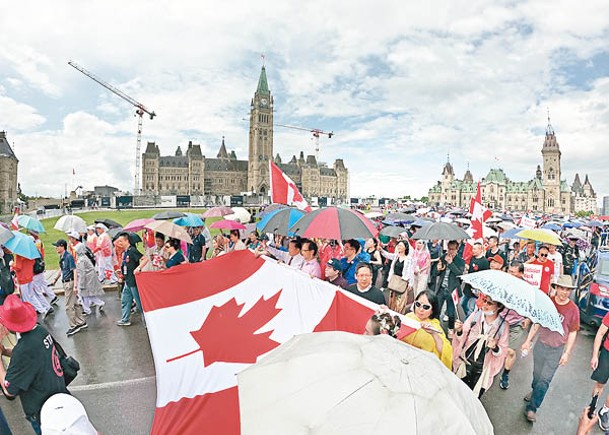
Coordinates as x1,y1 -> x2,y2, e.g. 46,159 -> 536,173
436,288 -> 455,329
121,283 -> 142,322
25,414 -> 40,435
0,407 -> 12,434
527,341 -> 564,413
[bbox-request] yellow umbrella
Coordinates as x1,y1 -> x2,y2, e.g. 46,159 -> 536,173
516,228 -> 562,246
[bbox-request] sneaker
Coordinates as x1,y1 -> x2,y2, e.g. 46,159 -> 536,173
78,322 -> 88,330
443,315 -> 449,322
50,296 -> 59,306
66,323 -> 86,336
499,375 -> 509,390
524,391 -> 532,402
98,303 -> 105,313
116,320 -> 132,327
525,410 -> 536,423
43,307 -> 55,319
598,407 -> 609,431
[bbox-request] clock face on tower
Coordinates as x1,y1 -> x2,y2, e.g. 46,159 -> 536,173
260,98 -> 268,107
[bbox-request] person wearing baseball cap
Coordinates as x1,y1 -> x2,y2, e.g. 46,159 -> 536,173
51,239 -> 87,336
0,295 -> 69,433
489,254 -> 504,271
521,274 -> 580,423
324,258 -> 348,289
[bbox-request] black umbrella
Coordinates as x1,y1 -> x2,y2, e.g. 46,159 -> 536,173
95,218 -> 122,229
385,212 -> 416,224
411,222 -> 470,240
107,227 -> 124,239
153,210 -> 187,220
380,226 -> 406,238
111,230 -> 142,245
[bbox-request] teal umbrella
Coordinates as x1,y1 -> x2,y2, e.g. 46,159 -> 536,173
256,208 -> 304,235
17,215 -> 46,233
4,231 -> 41,259
174,213 -> 205,227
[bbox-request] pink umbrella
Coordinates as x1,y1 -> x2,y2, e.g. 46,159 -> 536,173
123,218 -> 155,232
210,220 -> 247,230
202,206 -> 234,218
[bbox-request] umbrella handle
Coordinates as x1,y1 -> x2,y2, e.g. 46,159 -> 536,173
492,311 -> 508,339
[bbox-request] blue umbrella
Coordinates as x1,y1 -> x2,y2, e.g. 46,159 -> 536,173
257,208 -> 305,235
3,231 -> 41,259
17,215 -> 45,233
587,220 -> 605,228
256,203 -> 289,220
173,213 -> 205,227
542,223 -> 562,231
500,227 -> 526,239
563,221 -> 581,229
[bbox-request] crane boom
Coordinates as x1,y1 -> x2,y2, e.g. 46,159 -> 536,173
275,123 -> 333,160
68,61 -> 156,119
68,60 -> 156,195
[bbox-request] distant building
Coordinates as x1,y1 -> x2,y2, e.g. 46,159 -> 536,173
0,131 -> 18,214
602,196 -> 609,216
94,185 -> 120,197
428,119 -> 597,214
141,65 -> 349,201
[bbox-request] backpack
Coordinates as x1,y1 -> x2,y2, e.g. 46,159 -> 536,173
84,247 -> 96,266
0,258 -> 15,296
33,257 -> 45,274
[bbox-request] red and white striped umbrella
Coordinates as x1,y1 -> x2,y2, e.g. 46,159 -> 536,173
289,207 -> 377,240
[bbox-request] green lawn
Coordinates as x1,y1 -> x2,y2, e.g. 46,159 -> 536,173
38,209 -> 219,267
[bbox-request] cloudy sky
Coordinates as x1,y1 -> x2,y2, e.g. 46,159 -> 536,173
2,1 -> 609,203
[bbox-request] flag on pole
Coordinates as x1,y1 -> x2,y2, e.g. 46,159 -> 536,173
10,210 -> 19,230
463,182 -> 492,263
72,168 -> 76,176
137,251 -> 419,435
269,160 -> 312,212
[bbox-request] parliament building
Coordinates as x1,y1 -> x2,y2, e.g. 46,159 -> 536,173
141,66 -> 349,201
428,120 -> 597,214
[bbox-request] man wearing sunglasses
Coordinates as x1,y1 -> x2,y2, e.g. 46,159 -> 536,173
525,245 -> 554,295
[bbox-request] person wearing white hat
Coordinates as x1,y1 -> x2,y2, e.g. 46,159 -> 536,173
93,224 -> 117,284
40,393 -> 97,435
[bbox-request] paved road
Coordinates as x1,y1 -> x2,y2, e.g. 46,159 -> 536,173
1,292 -> 606,434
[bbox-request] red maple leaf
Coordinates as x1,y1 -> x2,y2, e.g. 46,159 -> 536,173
167,290 -> 283,366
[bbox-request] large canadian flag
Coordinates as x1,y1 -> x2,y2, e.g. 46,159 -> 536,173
137,251 -> 418,434
463,182 -> 493,263
269,160 -> 312,212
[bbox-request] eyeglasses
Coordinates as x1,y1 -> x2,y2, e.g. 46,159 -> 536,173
481,299 -> 497,306
414,301 -> 431,310
539,253 -> 548,257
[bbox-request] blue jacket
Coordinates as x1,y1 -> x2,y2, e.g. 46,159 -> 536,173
340,251 -> 371,285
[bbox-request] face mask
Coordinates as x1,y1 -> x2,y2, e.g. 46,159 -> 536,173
483,310 -> 495,316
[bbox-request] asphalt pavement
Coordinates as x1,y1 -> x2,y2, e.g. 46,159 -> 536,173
1,290 -> 606,434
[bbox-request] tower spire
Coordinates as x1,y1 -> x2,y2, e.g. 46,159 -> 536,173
546,107 -> 554,135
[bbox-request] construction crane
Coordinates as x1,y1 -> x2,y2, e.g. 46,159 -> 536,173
275,123 -> 333,161
68,61 -> 156,195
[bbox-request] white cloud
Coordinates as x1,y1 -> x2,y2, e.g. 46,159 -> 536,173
1,0 -> 609,206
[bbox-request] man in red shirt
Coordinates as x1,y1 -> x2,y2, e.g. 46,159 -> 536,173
12,255 -> 52,317
521,275 -> 579,423
526,245 -> 555,295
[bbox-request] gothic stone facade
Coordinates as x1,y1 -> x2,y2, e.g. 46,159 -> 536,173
428,122 -> 597,214
142,66 -> 348,200
0,131 -> 18,214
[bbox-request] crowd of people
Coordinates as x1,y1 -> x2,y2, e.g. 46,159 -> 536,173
0,207 -> 607,433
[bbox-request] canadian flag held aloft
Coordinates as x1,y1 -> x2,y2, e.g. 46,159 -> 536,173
136,251 -> 419,434
269,160 -> 312,212
463,181 -> 493,263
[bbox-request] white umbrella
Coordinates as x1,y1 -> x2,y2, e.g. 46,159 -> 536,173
460,269 -> 564,334
364,211 -> 383,219
238,331 -> 493,435
0,226 -> 15,245
54,215 -> 87,233
225,207 -> 251,223
497,221 -> 516,231
145,221 -> 193,244
483,225 -> 497,238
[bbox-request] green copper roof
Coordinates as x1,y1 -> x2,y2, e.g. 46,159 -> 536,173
483,168 -> 508,185
560,179 -> 571,193
257,66 -> 270,95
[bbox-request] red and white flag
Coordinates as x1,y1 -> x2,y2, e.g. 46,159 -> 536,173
137,251 -> 419,434
10,209 -> 19,230
269,160 -> 312,212
463,182 -> 492,263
